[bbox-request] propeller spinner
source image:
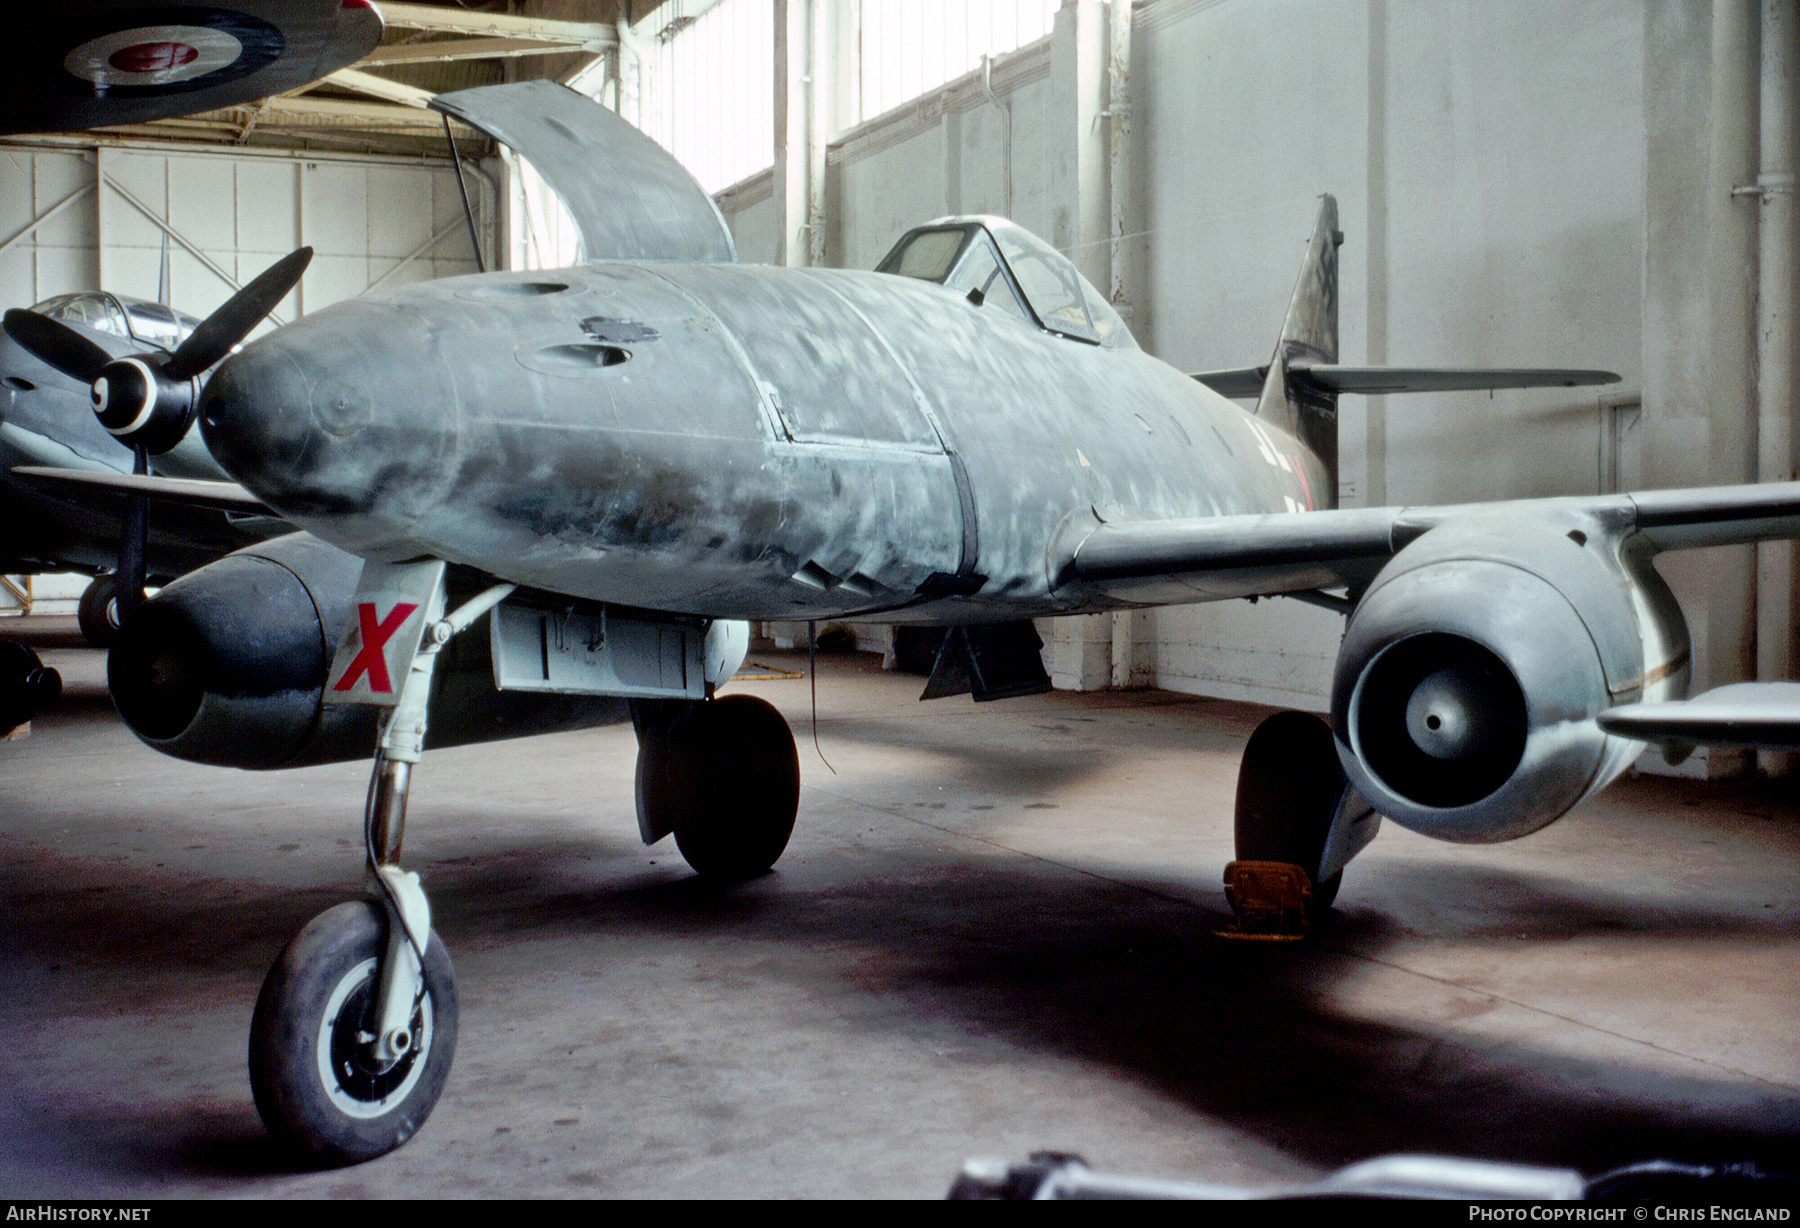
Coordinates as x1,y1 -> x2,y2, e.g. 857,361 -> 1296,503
2,247 -> 313,625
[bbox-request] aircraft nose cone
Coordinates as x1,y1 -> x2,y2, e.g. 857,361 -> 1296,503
199,342 -> 313,478
198,300 -> 460,553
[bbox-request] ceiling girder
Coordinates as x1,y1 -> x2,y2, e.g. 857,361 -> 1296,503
378,3 -> 619,48
360,37 -> 594,67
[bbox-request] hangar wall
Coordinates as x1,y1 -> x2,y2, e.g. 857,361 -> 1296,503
717,0 -> 1795,778
0,143 -> 489,337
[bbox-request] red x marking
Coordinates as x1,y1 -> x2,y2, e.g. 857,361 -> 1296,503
332,601 -> 420,694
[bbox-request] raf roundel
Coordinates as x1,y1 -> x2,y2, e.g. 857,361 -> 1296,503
62,24 -> 246,89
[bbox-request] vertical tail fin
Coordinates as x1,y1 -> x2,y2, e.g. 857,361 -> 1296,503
1255,195 -> 1343,505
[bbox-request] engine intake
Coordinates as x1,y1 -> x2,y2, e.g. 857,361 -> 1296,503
1332,509 -> 1686,843
110,531 -> 629,769
1352,632 -> 1527,810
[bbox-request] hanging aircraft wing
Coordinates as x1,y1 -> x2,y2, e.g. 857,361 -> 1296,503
1068,481 -> 1800,605
1598,683 -> 1800,749
1191,365 -> 1621,399
430,80 -> 739,265
1,1 -> 383,136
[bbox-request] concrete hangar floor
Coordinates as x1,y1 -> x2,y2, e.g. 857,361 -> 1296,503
1,622 -> 1795,1199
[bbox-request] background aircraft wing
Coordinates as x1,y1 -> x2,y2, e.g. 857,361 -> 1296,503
13,465 -> 271,515
1070,480 -> 1800,605
1,1 -> 382,136
430,81 -> 739,265
1597,683 -> 1800,748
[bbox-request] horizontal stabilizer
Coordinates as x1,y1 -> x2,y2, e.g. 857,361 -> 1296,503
1194,365 -> 1621,399
1598,683 -> 1800,749
12,466 -> 271,515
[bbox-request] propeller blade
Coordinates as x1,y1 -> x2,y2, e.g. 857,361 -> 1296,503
2,308 -> 113,384
166,246 -> 313,380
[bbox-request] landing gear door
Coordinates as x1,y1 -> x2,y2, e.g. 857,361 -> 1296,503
324,560 -> 446,707
490,604 -> 709,700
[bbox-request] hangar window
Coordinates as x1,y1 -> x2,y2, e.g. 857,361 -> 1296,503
572,0 -> 1058,196
573,0 -> 776,196
850,0 -> 1061,125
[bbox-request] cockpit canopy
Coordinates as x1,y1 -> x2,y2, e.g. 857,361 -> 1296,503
875,217 -> 1136,350
28,292 -> 202,353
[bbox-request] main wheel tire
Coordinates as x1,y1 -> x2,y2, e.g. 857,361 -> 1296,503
1234,710 -> 1347,913
77,574 -> 132,647
249,900 -> 457,1166
669,694 -> 801,881
0,641 -> 60,734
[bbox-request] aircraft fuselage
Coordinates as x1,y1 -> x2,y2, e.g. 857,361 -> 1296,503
200,261 -> 1328,623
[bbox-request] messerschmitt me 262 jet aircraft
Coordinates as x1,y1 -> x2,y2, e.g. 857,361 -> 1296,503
12,80 -> 1800,1165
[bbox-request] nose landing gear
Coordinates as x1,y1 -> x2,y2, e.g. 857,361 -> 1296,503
246,564 -> 511,1164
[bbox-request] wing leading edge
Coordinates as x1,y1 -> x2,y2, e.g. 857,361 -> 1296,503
12,465 -> 270,515
1067,481 -> 1800,606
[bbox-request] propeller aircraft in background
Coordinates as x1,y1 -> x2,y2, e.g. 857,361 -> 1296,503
0,286 -> 297,733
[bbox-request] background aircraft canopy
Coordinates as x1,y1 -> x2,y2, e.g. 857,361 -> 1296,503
30,293 -> 201,353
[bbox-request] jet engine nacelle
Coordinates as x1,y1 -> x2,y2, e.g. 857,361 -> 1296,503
109,531 -> 628,768
1331,508 -> 1688,843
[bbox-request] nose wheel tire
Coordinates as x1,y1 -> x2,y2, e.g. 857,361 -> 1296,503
249,900 -> 458,1166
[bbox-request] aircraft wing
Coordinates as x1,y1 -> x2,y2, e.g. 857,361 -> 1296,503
2,1 -> 382,136
430,81 -> 739,265
1070,481 -> 1800,605
12,465 -> 271,515
1597,683 -> 1800,748
1069,506 -> 1399,602
1191,365 -> 1621,399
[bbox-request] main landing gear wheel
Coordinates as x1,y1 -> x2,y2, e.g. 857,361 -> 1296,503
0,640 -> 61,735
1223,710 -> 1346,938
77,573 -> 137,647
643,694 -> 801,881
249,900 -> 458,1166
